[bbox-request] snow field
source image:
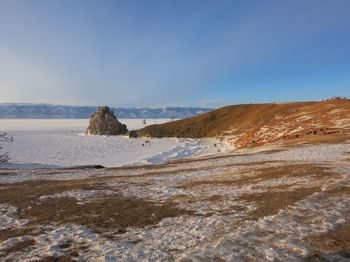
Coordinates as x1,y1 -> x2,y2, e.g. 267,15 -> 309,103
0,119 -> 221,167
1,120 -> 350,261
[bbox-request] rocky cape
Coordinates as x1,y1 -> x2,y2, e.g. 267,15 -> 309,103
86,106 -> 128,136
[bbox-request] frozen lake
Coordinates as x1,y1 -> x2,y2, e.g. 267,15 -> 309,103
0,119 -> 218,167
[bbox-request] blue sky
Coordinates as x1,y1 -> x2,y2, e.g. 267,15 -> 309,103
0,0 -> 349,108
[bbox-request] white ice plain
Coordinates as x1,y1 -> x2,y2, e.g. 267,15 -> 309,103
0,119 -> 220,167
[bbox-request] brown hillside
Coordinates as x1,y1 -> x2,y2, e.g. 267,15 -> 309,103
132,99 -> 350,148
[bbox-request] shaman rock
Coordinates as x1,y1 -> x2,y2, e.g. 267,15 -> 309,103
86,106 -> 128,135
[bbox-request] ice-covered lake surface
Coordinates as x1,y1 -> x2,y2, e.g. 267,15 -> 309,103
0,119 -> 220,167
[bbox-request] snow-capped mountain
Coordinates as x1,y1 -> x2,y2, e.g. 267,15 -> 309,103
0,103 -> 212,119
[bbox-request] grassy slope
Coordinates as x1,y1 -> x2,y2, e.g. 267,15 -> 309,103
132,99 -> 350,148
133,102 -> 310,137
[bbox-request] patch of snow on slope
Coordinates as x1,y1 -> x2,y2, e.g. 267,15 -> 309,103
140,139 -> 212,164
0,204 -> 29,230
39,190 -> 108,204
181,194 -> 350,261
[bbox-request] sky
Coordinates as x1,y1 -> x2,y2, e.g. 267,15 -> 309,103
0,0 -> 350,108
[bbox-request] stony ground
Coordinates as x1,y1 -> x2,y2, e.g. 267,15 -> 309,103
1,139 -> 350,261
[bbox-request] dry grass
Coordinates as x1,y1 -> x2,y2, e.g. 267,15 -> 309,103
0,178 -> 190,237
283,133 -> 350,146
133,102 -> 315,138
241,187 -> 320,219
304,218 -> 350,259
180,164 -> 337,189
0,179 -> 101,209
132,99 -> 350,148
0,239 -> 36,258
23,196 -> 190,235
177,164 -> 339,223
37,256 -> 75,262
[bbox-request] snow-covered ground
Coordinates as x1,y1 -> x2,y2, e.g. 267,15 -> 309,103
2,120 -> 349,261
0,119 -> 222,167
0,141 -> 350,261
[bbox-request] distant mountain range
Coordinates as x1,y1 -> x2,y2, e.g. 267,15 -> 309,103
0,103 -> 212,119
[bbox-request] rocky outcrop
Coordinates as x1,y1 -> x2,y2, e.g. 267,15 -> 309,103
85,106 -> 128,136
